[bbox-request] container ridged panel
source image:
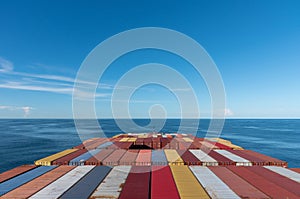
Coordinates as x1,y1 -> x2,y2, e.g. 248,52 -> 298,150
151,166 -> 180,199
164,150 -> 184,165
0,166 -> 56,196
60,166 -> 111,199
264,166 -> 300,183
69,148 -> 102,166
214,150 -> 252,166
29,166 -> 95,199
209,166 -> 270,198
118,166 -> 151,199
170,165 -> 210,199
247,166 -> 300,196
189,166 -> 240,199
189,149 -> 218,166
151,150 -> 168,165
35,149 -> 78,166
227,166 -> 299,198
90,166 -> 131,199
0,165 -> 36,183
2,166 -> 75,198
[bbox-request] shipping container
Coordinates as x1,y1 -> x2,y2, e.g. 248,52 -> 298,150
183,137 -> 193,142
84,149 -> 114,165
151,150 -> 168,165
209,166 -> 270,198
229,149 -> 268,166
97,141 -> 113,149
69,148 -> 102,166
102,149 -> 126,166
189,166 -> 240,199
89,166 -> 131,199
120,138 -> 129,142
118,166 -> 151,199
264,166 -> 300,183
164,149 -> 184,165
0,165 -> 36,183
177,150 -> 201,165
151,166 -> 180,199
60,166 -> 111,199
214,150 -> 252,166
2,166 -> 74,198
52,149 -> 88,165
237,150 -> 287,167
170,165 -> 210,199
29,166 -> 95,199
136,149 -> 152,166
127,138 -> 137,142
73,138 -> 99,149
227,166 -> 299,198
200,141 -> 219,150
0,166 -> 56,196
212,138 -> 243,150
189,149 -> 218,166
205,150 -> 234,166
35,149 -> 78,166
214,142 -> 233,150
119,150 -> 139,165
85,138 -> 108,149
246,166 -> 300,196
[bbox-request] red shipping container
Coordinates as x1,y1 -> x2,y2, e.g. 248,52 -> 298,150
119,166 -> 151,199
206,150 -> 235,166
119,150 -> 139,165
52,149 -> 88,165
238,150 -> 287,167
227,166 -> 299,198
85,138 -> 108,149
2,166 -> 75,198
177,150 -> 201,165
151,166 -> 180,199
84,149 -> 114,165
0,165 -> 36,183
246,166 -> 300,196
102,149 -> 126,166
135,150 -> 151,166
229,149 -> 269,166
209,166 -> 269,198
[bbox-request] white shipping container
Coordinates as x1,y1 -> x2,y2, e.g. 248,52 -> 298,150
189,150 -> 219,166
264,166 -> 300,183
189,166 -> 240,199
90,165 -> 131,199
29,166 -> 94,199
214,150 -> 252,166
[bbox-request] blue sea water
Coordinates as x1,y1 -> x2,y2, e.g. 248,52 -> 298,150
0,119 -> 299,173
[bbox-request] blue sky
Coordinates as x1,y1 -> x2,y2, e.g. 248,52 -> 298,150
0,0 -> 299,118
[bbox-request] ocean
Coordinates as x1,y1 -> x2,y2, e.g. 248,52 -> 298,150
0,119 -> 299,173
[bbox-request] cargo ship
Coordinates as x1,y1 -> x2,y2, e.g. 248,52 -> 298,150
0,133 -> 300,199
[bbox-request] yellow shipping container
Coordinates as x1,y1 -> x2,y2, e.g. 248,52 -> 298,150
127,138 -> 137,142
164,149 -> 184,165
170,165 -> 210,199
182,137 -> 193,142
209,138 -> 243,150
34,149 -> 78,166
119,138 -> 129,142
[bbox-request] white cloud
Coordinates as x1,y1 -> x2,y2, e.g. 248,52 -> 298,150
22,106 -> 33,117
0,105 -> 34,117
224,108 -> 234,116
0,57 -> 14,72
